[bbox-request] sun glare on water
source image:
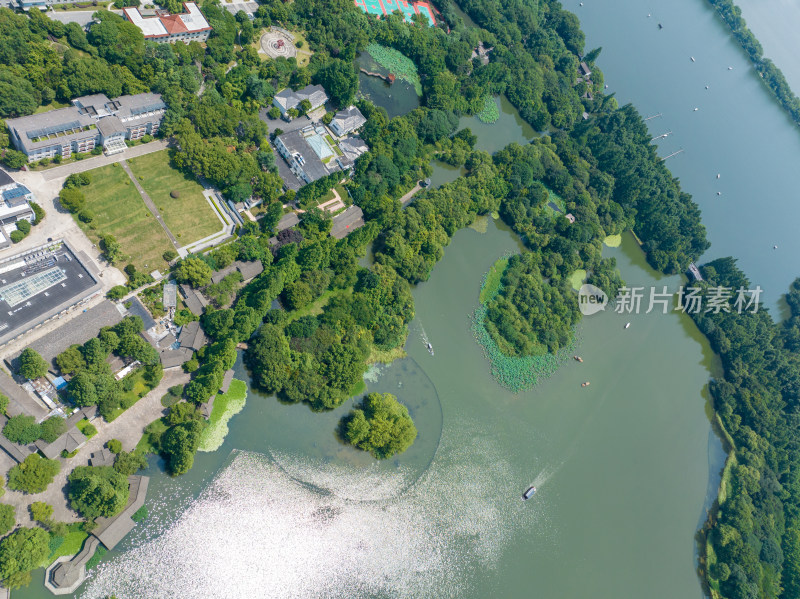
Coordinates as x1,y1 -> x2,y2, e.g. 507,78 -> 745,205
79,423 -> 546,599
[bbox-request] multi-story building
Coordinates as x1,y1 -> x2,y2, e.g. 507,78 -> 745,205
123,3 -> 212,44
5,93 -> 166,162
0,169 -> 35,247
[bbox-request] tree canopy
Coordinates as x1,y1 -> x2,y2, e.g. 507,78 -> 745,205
340,393 -> 417,459
18,348 -> 47,380
67,466 -> 130,520
7,454 -> 60,494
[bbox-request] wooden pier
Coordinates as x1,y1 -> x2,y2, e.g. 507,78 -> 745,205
660,149 -> 684,161
360,68 -> 395,84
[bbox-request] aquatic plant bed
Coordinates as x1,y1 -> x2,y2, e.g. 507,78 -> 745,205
198,379 -> 248,452
476,95 -> 500,124
473,256 -> 573,392
366,43 -> 422,96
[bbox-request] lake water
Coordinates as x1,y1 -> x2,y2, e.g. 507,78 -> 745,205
356,51 -> 420,119
736,0 -> 800,95
562,0 -> 800,310
19,0 -> 800,595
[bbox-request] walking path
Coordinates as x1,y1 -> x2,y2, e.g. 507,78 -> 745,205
399,183 -> 422,205
177,190 -> 234,257
40,140 -> 169,181
2,369 -> 189,527
120,160 -> 180,250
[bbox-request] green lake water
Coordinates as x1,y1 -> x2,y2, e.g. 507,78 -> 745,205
19,0 -> 800,595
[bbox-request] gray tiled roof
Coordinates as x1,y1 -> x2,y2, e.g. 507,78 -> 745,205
179,321 -> 207,351
160,346 -> 193,369
92,475 -> 149,550
179,284 -> 208,315
330,205 -> 365,239
40,426 -> 88,460
275,212 -> 299,232
273,85 -> 328,113
331,106 -> 366,135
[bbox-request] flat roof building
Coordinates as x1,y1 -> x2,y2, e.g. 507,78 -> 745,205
0,241 -> 106,349
6,93 -> 166,162
123,3 -> 212,43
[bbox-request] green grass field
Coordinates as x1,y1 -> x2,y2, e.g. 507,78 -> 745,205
127,151 -> 220,245
79,163 -> 172,272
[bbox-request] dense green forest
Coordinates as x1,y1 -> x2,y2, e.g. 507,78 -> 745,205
706,0 -> 800,126
0,0 -> 789,595
691,261 -> 800,599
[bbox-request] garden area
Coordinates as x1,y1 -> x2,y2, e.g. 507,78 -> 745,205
126,151 -> 221,246
75,163 -> 173,272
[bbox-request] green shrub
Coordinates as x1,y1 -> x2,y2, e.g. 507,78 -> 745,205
107,285 -> 128,301
107,439 -> 122,454
29,501 -> 53,524
9,230 -> 24,243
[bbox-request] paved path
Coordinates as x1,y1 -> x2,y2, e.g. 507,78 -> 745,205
40,140 -> 169,181
399,183 -> 422,205
120,160 -> 180,250
2,369 -> 189,527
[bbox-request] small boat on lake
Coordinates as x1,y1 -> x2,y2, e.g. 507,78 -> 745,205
581,381 -> 590,387
426,342 -> 434,356
625,322 -> 631,329
522,486 -> 537,500
573,355 -> 583,363
691,57 -> 695,62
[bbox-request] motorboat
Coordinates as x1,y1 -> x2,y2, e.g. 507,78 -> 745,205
691,57 -> 695,62
522,486 -> 537,500
625,322 -> 631,329
581,381 -> 590,387
426,342 -> 434,356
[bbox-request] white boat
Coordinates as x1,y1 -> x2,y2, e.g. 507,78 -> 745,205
625,322 -> 631,329
426,342 -> 434,356
691,57 -> 695,62
522,486 -> 537,500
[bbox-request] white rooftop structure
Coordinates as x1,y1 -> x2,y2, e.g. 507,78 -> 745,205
123,2 -> 212,43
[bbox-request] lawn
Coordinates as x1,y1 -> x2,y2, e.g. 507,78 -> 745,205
75,419 -> 97,439
318,183 -> 348,206
127,150 -> 220,246
34,101 -> 70,114
79,163 -> 172,272
135,417 -> 167,455
107,369 -> 153,422
48,528 -> 89,561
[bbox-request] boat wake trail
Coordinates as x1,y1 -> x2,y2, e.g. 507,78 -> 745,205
530,459 -> 565,490
419,324 -> 430,347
